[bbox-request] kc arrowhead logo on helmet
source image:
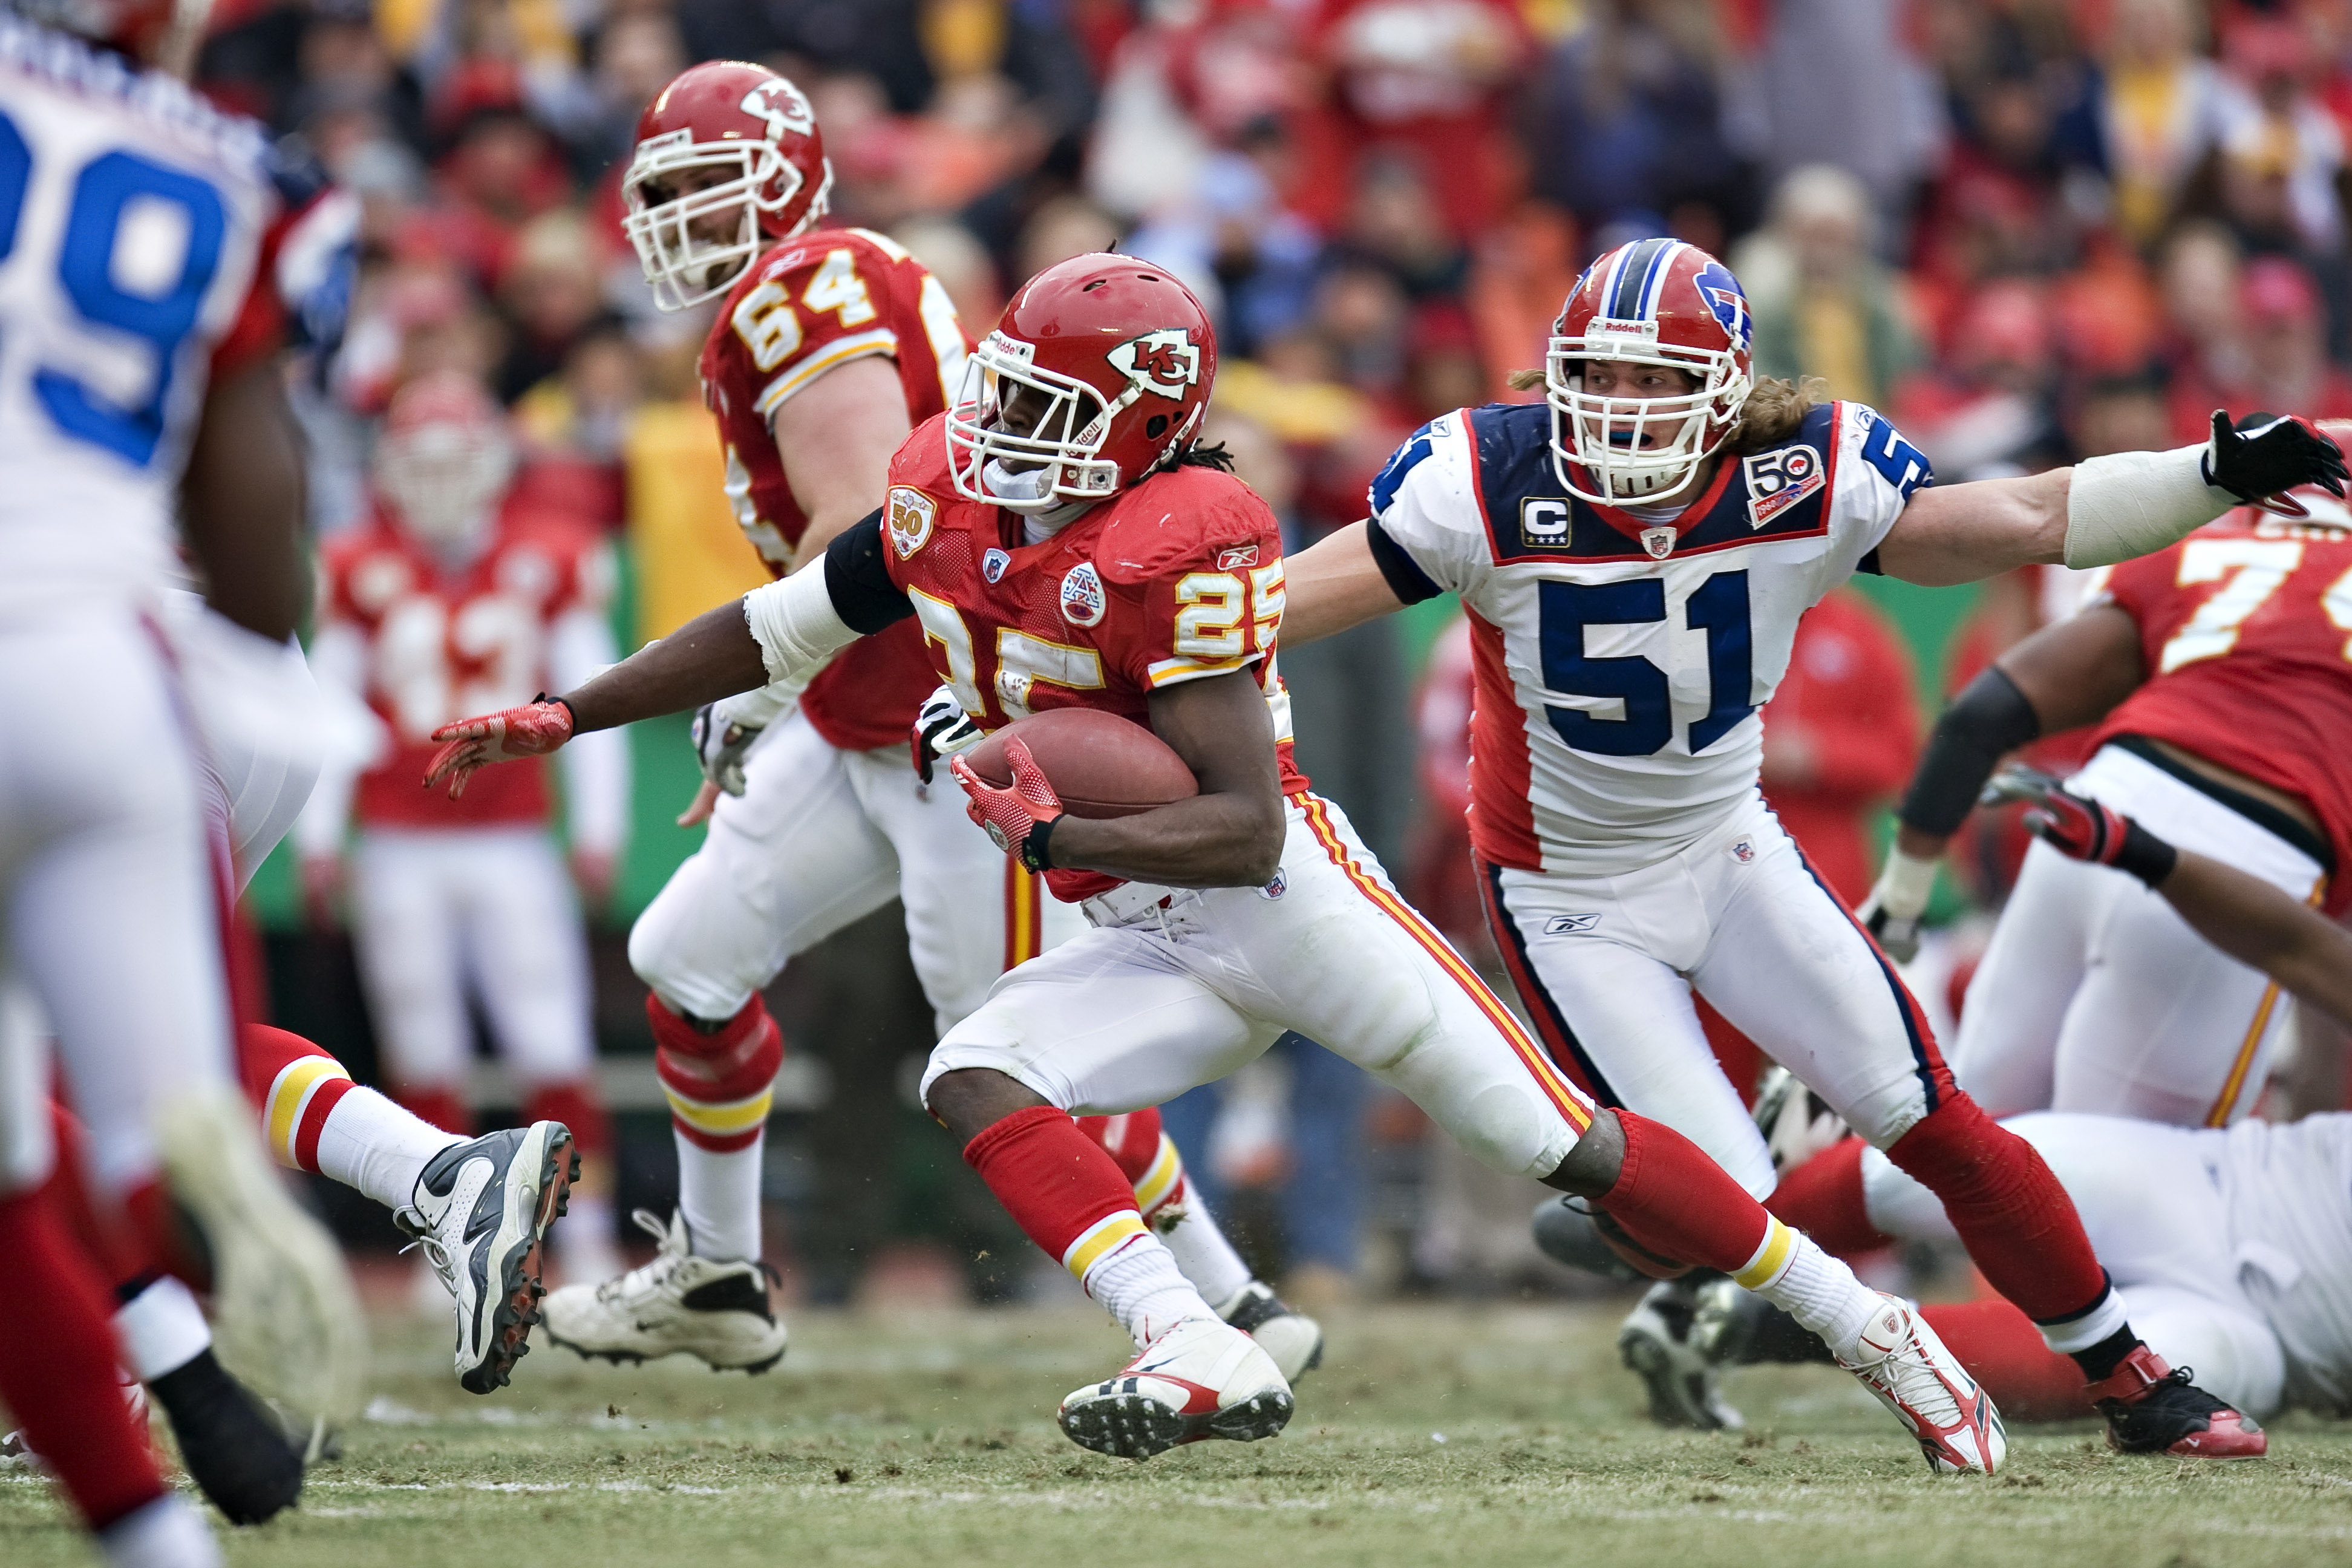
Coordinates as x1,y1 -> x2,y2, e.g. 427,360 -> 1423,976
1108,330 -> 1201,399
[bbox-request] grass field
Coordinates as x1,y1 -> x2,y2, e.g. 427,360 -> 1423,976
8,1300 -> 2352,1567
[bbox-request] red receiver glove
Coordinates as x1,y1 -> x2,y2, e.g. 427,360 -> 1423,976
1982,765 -> 2180,887
424,694 -> 574,799
949,738 -> 1064,873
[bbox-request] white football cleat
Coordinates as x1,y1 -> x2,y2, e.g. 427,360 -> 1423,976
1058,1315 -> 1294,1460
542,1209 -> 786,1373
1838,1294 -> 2006,1475
156,1085 -> 368,1427
1215,1281 -> 1324,1383
396,1121 -> 576,1394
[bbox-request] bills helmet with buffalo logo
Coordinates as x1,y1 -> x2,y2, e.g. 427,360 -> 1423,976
1545,238 -> 1756,505
621,60 -> 834,311
945,253 -> 1215,515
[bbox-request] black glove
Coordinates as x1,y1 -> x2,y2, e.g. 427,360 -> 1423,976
690,702 -> 763,797
909,684 -> 982,785
2201,410 -> 2348,509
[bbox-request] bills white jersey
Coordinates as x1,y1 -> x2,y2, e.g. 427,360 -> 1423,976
0,18 -> 276,621
1370,399 -> 1930,876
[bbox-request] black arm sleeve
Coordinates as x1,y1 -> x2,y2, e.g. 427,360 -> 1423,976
1365,517 -> 1445,605
823,508 -> 915,634
1896,665 -> 2044,837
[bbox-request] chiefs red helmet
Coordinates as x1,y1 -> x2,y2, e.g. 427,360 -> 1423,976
621,60 -> 833,312
946,253 -> 1215,515
1547,238 -> 1755,505
376,372 -> 515,554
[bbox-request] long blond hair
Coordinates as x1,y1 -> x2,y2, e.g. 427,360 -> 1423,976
1503,370 -> 1824,459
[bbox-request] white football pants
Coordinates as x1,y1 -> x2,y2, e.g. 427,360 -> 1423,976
629,708 -> 1082,1031
1953,745 -> 2327,1128
1863,1112 -> 2287,1419
0,607 -> 233,1196
1480,793 -> 1946,1199
923,794 -> 1594,1181
347,826 -> 596,1093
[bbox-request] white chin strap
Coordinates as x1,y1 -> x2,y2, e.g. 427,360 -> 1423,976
981,458 -> 1054,505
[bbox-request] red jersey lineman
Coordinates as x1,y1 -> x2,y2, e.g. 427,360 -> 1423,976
425,253 -> 2000,1475
297,372 -> 624,1281
1924,485 -> 2352,1126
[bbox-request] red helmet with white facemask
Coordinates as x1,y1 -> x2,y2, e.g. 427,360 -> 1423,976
945,253 -> 1215,515
1547,238 -> 1756,505
621,60 -> 833,312
376,373 -> 515,555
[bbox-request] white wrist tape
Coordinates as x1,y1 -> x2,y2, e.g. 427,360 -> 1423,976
2063,444 -> 2235,567
741,561 -> 859,690
1873,848 -> 1941,923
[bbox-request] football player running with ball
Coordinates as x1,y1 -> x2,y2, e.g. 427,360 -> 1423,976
429,255 -> 2014,1475
555,60 -> 1307,1379
1273,237 -> 2348,1457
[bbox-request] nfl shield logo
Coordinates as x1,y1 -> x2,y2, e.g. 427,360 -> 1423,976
982,548 -> 1010,583
1730,837 -> 1756,864
1641,526 -> 1676,560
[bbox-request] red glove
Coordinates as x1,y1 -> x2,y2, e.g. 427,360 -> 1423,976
424,696 -> 574,799
1982,766 -> 2179,886
949,738 -> 1064,872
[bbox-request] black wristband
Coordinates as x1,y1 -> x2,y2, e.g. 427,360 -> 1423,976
2112,818 -> 2179,887
1020,815 -> 1059,874
1898,666 -> 2043,837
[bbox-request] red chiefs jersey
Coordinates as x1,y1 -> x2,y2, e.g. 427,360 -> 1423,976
701,225 -> 971,752
880,415 -> 1308,901
2088,505 -> 2352,912
321,500 -> 613,829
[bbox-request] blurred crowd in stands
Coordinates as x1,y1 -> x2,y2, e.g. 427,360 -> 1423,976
235,0 -> 2352,1304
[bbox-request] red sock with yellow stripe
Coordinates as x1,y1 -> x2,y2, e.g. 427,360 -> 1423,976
245,1024 -> 460,1212
1602,1109 -> 1878,1357
967,1105 -> 1212,1344
1077,1108 -> 1188,1226
652,995 -> 783,1261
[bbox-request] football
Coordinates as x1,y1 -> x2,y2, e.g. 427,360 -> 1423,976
962,708 -> 1198,818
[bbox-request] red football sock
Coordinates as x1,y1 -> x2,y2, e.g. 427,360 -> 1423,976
0,1186 -> 167,1529
241,1024 -> 357,1172
1764,1135 -> 1892,1259
526,1082 -> 613,1158
1921,1300 -> 2092,1421
650,994 -> 783,1153
1076,1107 -> 1187,1223
965,1104 -> 1149,1283
1596,1111 -> 1772,1274
1886,1093 -> 2109,1321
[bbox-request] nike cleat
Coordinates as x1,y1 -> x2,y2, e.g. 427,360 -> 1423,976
397,1121 -> 576,1395
2091,1345 -> 2266,1457
156,1085 -> 368,1428
1619,1279 -> 1743,1431
1838,1295 -> 2005,1475
542,1209 -> 786,1373
1058,1316 -> 1294,1460
1215,1281 -> 1324,1383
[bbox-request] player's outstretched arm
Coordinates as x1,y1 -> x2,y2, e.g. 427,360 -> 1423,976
1860,604 -> 2144,957
955,670 -> 1287,889
427,513 -> 908,795
1875,413 -> 2346,587
1279,521 -> 1413,645
1987,765 -> 2352,1027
